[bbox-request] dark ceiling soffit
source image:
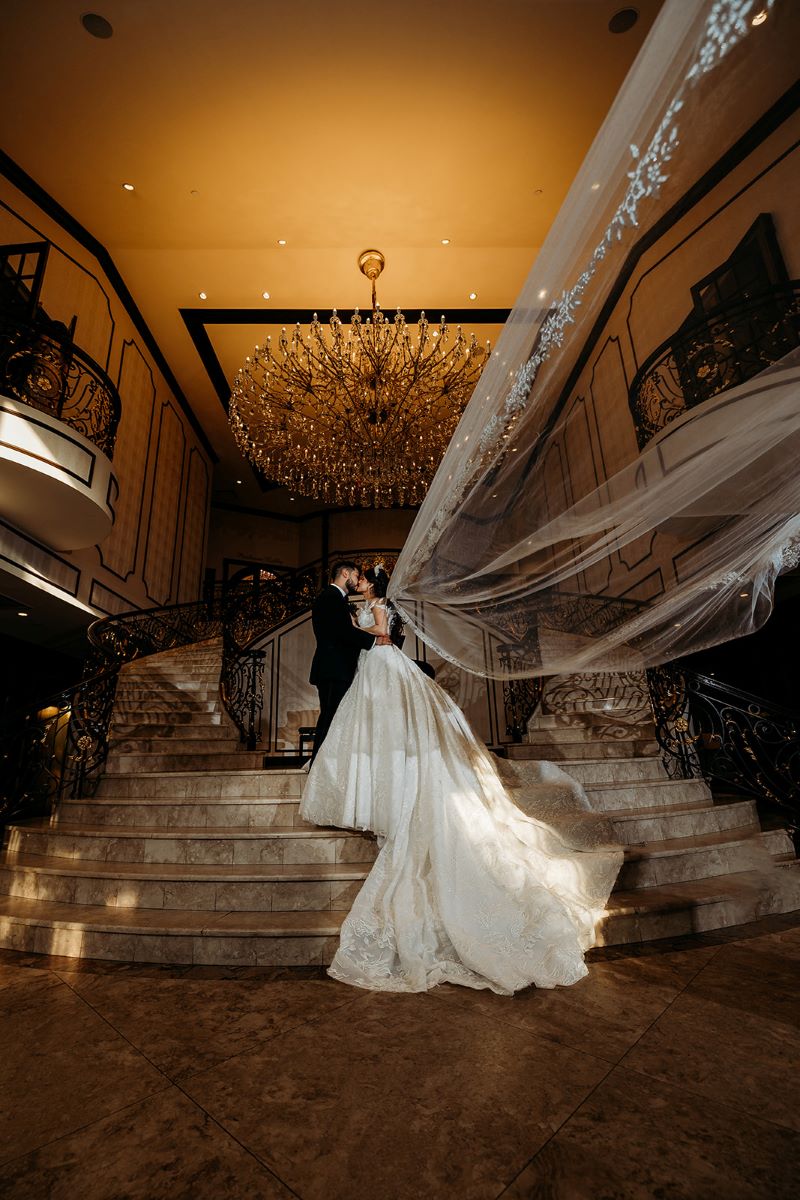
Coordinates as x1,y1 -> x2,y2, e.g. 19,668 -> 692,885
180,306 -> 513,413
0,150 -> 218,464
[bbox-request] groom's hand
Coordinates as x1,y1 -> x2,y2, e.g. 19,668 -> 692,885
375,635 -> 392,646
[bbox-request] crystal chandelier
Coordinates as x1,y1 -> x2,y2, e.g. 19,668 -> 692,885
229,250 -> 490,507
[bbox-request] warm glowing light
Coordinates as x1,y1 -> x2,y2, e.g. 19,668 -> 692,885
122,182 -> 134,191
277,239 -> 287,246
469,292 -> 477,300
751,9 -> 768,25
739,591 -> 750,597
538,289 -> 547,300
441,238 -> 450,245
591,182 -> 601,191
17,610 -> 28,617
198,291 -> 207,300
236,478 -> 243,484
262,291 -> 271,300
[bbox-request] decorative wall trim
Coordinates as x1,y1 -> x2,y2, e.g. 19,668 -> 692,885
88,579 -> 138,616
142,401 -> 187,605
0,518 -> 81,597
96,339 -> 157,580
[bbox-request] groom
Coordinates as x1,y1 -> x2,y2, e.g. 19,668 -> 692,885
309,560 -> 389,762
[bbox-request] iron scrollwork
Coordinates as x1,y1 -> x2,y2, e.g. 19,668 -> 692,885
629,282 -> 800,450
0,309 -> 122,458
647,664 -> 799,838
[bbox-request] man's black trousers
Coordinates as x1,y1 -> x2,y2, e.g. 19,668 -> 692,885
311,678 -> 352,762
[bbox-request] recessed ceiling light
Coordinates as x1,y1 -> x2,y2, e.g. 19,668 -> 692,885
289,496 -> 296,501
277,239 -> 287,246
469,292 -> 477,300
441,238 -> 450,246
236,479 -> 243,484
17,610 -> 28,617
533,188 -> 543,196
262,291 -> 271,300
590,182 -> 601,191
608,8 -> 639,35
751,9 -> 768,24
121,182 -> 135,192
81,13 -> 113,38
189,188 -> 200,197
198,291 -> 207,300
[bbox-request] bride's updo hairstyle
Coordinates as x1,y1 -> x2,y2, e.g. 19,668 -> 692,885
363,564 -> 388,598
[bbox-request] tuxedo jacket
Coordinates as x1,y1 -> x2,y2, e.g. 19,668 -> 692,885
309,585 -> 375,685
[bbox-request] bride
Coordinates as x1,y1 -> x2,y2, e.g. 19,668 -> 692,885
300,563 -> 622,995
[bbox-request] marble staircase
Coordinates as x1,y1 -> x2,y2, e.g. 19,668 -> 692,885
0,643 -> 797,965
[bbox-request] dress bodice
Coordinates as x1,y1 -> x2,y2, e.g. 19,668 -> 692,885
357,602 -> 383,628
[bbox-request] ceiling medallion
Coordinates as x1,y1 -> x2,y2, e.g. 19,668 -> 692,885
229,251 -> 490,507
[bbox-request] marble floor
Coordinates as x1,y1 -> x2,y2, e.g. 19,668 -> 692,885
0,914 -> 798,1200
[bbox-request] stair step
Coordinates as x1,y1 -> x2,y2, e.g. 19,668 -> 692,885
104,751 -> 265,773
0,852 -> 373,911
509,756 -> 666,786
95,768 -> 303,799
111,709 -> 225,726
607,797 -> 758,843
5,820 -> 377,865
57,800 -> 311,829
0,894 -> 344,965
108,731 -> 240,752
584,778 -> 711,811
616,827 -> 788,889
113,700 -> 222,715
599,864 -> 800,945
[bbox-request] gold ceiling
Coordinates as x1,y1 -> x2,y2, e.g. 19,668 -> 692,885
0,0 -> 663,513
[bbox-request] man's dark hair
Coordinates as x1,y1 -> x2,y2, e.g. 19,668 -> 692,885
330,559 -> 360,582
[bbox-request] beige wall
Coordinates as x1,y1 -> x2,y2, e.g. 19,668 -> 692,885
204,504 -> 417,578
0,176 -> 213,617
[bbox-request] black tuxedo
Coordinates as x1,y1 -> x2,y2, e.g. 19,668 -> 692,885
309,585 -> 374,760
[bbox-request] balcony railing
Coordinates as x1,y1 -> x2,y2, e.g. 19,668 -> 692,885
628,282 -> 800,450
0,309 -> 122,459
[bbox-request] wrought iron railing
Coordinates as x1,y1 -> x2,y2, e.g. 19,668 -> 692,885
647,664 -> 799,837
629,282 -> 800,450
0,308 -> 122,458
1,549 -> 405,817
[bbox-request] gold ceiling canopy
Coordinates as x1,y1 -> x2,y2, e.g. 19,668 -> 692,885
229,251 -> 490,507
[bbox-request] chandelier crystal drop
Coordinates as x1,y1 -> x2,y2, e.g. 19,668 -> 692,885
229,250 -> 491,507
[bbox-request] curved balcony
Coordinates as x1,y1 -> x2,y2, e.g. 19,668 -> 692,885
628,282 -> 800,451
0,311 -> 121,550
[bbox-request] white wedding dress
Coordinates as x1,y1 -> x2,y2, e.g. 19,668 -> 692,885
300,603 -> 623,995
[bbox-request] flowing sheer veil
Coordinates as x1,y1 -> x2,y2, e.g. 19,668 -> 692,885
389,0 -> 800,679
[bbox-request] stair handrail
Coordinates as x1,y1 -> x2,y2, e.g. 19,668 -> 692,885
1,550 -> 405,815
646,663 -> 799,836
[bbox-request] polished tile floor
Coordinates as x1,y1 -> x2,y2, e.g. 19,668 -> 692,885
1,914 -> 799,1200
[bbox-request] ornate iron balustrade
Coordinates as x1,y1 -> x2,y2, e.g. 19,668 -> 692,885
629,282 -> 800,450
1,549 -> 406,816
0,308 -> 122,458
646,664 -> 799,838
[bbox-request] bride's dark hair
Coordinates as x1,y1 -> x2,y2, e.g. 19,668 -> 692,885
363,564 -> 404,642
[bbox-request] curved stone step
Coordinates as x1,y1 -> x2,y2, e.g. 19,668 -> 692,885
0,895 -> 343,965
111,709 -> 225,727
0,852 -> 373,912
95,769 -> 304,800
113,700 -> 222,715
108,731 -> 241,752
104,750 -> 265,773
5,820 -> 377,865
57,799 -> 311,829
565,758 -> 667,785
599,863 -> 800,945
585,777 -> 711,812
616,827 -> 789,889
607,797 -> 758,843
